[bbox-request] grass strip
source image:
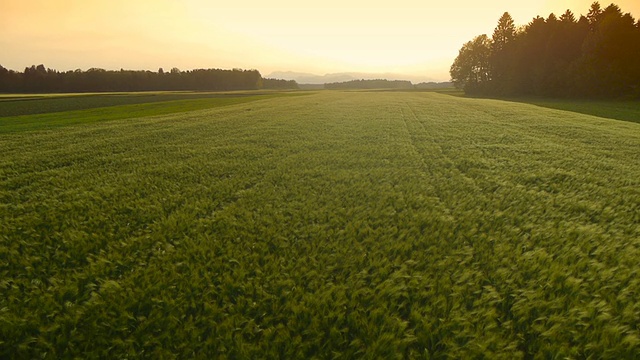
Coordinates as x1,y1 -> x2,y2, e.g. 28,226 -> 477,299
0,93 -> 300,133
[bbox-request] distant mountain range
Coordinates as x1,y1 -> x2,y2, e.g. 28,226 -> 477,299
266,71 -> 442,85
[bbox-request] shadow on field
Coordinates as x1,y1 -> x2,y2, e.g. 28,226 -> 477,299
441,90 -> 640,124
505,98 -> 640,124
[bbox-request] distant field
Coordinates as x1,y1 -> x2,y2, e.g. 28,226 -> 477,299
0,91 -> 302,133
0,91 -> 287,117
1,91 -> 639,358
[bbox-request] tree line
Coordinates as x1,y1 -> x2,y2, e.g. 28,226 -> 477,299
261,77 -> 300,90
0,65 -> 299,93
325,79 -> 413,90
450,2 -> 640,98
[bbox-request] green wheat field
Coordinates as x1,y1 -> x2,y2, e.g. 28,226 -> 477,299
1,91 -> 639,358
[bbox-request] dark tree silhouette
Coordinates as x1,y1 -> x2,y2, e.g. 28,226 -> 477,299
324,79 -> 413,90
450,2 -> 640,98
490,12 -> 516,94
0,66 -> 298,93
578,4 -> 640,96
262,78 -> 299,89
450,34 -> 492,93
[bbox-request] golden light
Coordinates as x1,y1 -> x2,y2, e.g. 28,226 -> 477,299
1,0 -> 639,81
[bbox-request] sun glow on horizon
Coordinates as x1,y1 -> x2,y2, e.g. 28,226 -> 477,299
2,0 -> 640,82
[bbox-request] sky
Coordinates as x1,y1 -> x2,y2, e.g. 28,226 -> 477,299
2,0 -> 640,82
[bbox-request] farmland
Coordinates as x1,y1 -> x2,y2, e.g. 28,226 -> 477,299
1,91 -> 639,358
0,92 -> 298,133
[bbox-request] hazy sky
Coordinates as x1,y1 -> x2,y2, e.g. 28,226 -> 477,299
2,0 -> 639,81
